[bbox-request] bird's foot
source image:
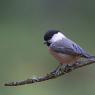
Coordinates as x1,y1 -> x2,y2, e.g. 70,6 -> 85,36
50,62 -> 80,76
50,65 -> 61,76
50,64 -> 68,76
64,64 -> 77,72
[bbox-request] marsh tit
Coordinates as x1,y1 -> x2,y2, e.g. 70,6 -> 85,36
44,30 -> 95,65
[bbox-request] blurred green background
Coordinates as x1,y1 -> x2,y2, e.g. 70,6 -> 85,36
0,0 -> 95,95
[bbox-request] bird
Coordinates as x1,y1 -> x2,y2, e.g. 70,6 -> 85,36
44,30 -> 95,65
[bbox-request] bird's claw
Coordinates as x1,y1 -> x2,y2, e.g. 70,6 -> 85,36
50,64 -> 66,76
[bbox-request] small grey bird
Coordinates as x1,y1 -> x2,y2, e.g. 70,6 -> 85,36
44,30 -> 95,65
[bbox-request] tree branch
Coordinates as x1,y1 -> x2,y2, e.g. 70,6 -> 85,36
4,59 -> 95,86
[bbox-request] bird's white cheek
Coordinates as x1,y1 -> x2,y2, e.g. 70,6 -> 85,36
49,32 -> 66,43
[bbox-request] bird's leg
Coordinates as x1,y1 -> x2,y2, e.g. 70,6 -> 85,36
50,62 -> 81,76
53,59 -> 95,75
50,63 -> 67,76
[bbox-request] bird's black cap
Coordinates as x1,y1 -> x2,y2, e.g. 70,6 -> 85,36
44,30 -> 59,41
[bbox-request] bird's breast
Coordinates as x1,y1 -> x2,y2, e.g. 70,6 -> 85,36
49,48 -> 80,64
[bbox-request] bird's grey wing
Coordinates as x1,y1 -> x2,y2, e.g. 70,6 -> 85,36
50,39 -> 91,58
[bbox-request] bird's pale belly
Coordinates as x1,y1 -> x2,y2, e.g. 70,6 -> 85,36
49,48 -> 80,64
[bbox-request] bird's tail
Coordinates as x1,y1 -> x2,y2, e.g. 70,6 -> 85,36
88,56 -> 95,61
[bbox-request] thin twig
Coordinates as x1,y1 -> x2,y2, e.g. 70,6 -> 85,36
4,59 -> 95,86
